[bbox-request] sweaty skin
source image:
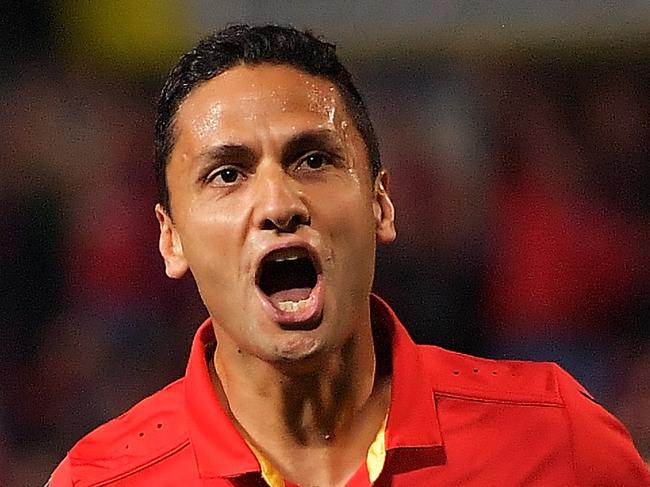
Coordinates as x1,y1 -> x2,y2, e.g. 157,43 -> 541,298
156,64 -> 395,486
159,65 -> 394,363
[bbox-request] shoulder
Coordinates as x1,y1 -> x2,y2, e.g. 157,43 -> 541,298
51,378 -> 191,487
417,345 -> 650,484
552,366 -> 650,484
417,344 -> 564,405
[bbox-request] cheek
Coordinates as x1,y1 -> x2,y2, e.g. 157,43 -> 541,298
319,184 -> 376,254
178,202 -> 248,274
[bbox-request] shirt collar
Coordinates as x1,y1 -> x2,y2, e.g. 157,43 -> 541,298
184,294 -> 444,480
184,323 -> 261,479
370,295 -> 444,452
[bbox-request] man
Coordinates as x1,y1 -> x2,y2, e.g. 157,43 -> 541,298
48,25 -> 649,486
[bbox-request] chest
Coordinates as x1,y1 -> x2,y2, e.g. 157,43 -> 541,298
103,399 -> 576,486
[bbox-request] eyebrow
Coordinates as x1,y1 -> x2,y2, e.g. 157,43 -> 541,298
281,129 -> 344,164
194,128 -> 344,172
196,144 -> 256,168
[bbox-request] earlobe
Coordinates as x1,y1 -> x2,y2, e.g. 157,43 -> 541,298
155,204 -> 189,279
373,170 -> 396,244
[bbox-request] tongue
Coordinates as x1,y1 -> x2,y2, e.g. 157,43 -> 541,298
267,288 -> 312,307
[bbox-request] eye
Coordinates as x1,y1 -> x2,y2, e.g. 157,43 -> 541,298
296,151 -> 332,171
205,166 -> 244,185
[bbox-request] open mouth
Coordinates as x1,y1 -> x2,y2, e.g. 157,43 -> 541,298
257,247 -> 319,314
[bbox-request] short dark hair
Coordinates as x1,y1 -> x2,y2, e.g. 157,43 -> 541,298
155,24 -> 381,212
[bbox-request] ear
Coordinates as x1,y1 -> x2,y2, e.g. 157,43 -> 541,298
155,204 -> 189,279
373,170 -> 396,244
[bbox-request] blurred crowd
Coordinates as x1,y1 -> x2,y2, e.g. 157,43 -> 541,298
2,4 -> 650,485
373,59 -> 650,461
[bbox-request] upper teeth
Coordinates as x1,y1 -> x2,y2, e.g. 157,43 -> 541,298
276,255 -> 299,262
268,248 -> 308,263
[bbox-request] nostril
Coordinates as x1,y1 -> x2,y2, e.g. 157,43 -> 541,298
263,213 -> 310,232
261,218 -> 279,231
290,213 -> 310,228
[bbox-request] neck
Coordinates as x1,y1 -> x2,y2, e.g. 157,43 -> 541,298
213,325 -> 383,444
209,313 -> 391,485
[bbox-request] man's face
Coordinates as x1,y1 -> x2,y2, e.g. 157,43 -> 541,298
157,64 -> 395,363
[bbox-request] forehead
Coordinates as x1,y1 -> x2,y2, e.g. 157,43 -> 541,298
174,64 -> 349,141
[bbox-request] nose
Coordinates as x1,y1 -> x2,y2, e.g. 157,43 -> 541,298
253,165 -> 310,233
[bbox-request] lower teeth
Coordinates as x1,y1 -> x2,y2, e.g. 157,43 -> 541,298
277,298 -> 309,312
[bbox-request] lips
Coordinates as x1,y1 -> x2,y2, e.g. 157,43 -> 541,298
255,243 -> 324,328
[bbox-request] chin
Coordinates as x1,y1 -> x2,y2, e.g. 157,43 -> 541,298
274,326 -> 325,357
263,326 -> 338,372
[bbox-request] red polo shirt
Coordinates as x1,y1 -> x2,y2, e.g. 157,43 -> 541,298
49,296 -> 649,486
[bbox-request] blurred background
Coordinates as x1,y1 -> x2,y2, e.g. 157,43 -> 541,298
2,1 -> 649,484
